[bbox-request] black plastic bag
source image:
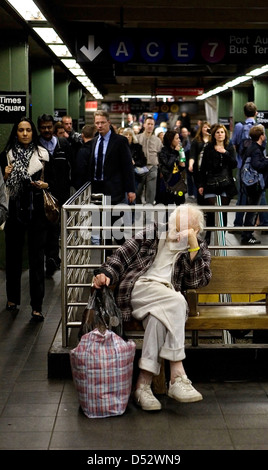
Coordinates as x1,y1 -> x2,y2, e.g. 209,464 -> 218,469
78,286 -> 123,340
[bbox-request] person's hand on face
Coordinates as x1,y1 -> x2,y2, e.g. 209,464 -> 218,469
175,228 -> 198,249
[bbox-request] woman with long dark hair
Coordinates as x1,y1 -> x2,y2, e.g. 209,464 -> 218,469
198,124 -> 237,244
188,121 -> 211,205
0,117 -> 54,321
157,130 -> 186,205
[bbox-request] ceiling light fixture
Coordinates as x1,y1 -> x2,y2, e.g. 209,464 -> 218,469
197,66 -> 268,101
7,0 -> 103,100
120,95 -> 154,100
33,27 -> 63,44
7,0 -> 46,21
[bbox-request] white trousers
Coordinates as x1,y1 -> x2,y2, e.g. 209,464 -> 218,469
131,279 -> 187,375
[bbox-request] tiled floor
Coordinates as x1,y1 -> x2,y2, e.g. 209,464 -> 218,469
1,213 -> 268,455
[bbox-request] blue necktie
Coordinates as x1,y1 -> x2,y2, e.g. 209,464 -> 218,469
96,136 -> 104,180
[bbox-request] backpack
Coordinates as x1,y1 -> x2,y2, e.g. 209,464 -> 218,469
238,121 -> 254,157
240,156 -> 265,189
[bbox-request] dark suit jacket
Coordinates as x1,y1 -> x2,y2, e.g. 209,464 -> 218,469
74,140 -> 93,190
90,131 -> 135,203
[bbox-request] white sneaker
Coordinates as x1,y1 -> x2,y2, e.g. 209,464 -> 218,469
134,384 -> 162,411
168,375 -> 203,403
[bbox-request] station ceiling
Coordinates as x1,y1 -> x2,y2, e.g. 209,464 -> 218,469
1,1 -> 268,101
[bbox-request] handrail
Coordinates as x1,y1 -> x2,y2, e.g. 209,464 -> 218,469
61,183 -> 268,347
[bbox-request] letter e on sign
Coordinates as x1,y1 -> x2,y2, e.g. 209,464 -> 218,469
171,39 -> 196,63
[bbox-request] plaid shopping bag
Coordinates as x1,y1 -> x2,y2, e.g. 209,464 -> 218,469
70,328 -> 136,418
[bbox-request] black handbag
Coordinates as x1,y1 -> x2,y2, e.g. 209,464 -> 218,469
165,168 -> 187,195
78,285 -> 123,340
206,171 -> 232,194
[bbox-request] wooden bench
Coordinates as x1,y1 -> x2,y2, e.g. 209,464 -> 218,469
186,256 -> 268,346
100,255 -> 268,391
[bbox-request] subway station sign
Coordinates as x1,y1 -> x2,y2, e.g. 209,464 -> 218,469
256,111 -> 268,128
76,29 -> 268,65
0,91 -> 27,123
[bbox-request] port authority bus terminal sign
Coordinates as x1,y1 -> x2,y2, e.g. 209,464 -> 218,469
0,92 -> 27,123
76,29 -> 268,65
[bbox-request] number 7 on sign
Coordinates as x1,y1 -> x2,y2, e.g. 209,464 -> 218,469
201,39 -> 226,63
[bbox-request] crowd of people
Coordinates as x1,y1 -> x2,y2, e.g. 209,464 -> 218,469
1,106 -> 268,320
122,106 -> 268,247
1,103 -> 267,412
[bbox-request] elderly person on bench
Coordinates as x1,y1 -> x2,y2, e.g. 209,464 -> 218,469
93,204 -> 211,411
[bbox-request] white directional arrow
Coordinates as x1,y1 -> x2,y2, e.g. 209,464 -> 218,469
80,35 -> 103,61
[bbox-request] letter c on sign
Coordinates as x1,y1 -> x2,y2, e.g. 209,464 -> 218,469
141,38 -> 165,63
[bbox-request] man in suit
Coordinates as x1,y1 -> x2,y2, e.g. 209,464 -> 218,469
37,113 -> 72,277
90,110 -> 136,247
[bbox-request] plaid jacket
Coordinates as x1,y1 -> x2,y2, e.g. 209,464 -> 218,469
94,223 -> 212,322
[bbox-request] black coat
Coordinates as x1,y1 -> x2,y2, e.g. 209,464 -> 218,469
74,140 -> 93,190
199,142 -> 237,198
39,137 -> 72,206
129,142 -> 147,168
158,145 -> 184,183
90,131 -> 136,204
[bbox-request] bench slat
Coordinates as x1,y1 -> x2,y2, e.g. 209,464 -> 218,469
186,305 -> 268,330
196,256 -> 268,295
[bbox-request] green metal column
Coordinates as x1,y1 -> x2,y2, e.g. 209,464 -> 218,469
31,65 -> 54,126
254,79 -> 268,111
0,41 -> 29,151
79,93 -> 86,128
54,78 -> 69,114
69,87 -> 81,131
254,79 -> 268,150
232,89 -> 249,125
217,94 -> 232,126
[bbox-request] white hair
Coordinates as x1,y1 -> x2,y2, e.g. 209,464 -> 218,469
168,204 -> 205,239
123,127 -> 138,143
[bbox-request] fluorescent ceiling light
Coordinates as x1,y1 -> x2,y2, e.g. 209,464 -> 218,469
61,59 -> 79,68
246,65 -> 268,77
47,44 -> 72,57
78,78 -> 93,86
197,65 -> 268,101
196,85 -> 228,100
120,95 -> 153,99
224,76 -> 251,87
7,0 -> 46,21
154,95 -> 173,99
7,0 -> 103,99
33,27 -> 63,44
69,68 -> 86,76
92,92 -> 104,99
61,61 -> 86,75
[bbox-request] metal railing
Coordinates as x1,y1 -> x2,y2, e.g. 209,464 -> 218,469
61,183 -> 268,347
